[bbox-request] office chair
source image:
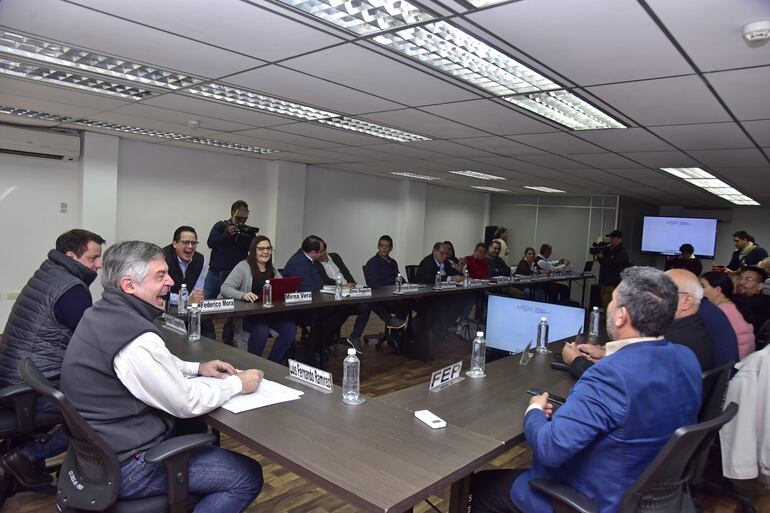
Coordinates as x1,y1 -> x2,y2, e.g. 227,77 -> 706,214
0,381 -> 61,508
405,265 -> 419,284
18,358 -> 215,513
529,402 -> 739,513
361,265 -> 409,353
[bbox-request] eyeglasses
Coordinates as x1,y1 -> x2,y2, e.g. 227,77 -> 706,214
739,275 -> 759,283
256,246 -> 273,252
179,240 -> 198,246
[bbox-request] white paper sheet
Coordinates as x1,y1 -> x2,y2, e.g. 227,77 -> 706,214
190,376 -> 303,414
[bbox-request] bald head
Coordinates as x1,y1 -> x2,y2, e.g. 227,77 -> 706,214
665,269 -> 704,319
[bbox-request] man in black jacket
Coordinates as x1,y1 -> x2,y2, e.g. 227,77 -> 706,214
596,230 -> 631,308
0,229 -> 104,487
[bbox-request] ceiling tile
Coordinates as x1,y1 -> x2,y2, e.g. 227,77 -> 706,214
0,91 -> 106,120
361,109 -> 486,139
230,127 -> 344,149
113,104 -> 254,133
514,154 -> 591,169
649,122 -> 755,150
688,148 -> 769,168
706,67 -> 770,120
140,94 -> 291,128
273,122 -> 389,146
0,76 -> 131,112
357,143 -> 445,159
620,150 -> 700,168
568,153 -> 644,168
404,140 -> 495,157
468,0 -> 692,86
574,127 -> 674,152
282,43 -> 481,106
449,136 -> 548,156
422,99 -> 559,135
509,132 -> 605,154
742,120 -> 770,147
587,75 -> 731,125
86,111 -> 225,137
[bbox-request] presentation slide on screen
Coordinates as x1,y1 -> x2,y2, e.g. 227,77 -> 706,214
485,295 -> 585,354
641,217 -> 717,257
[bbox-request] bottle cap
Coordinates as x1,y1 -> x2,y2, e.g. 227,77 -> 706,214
265,279 -> 270,284
540,316 -> 547,322
347,348 -> 357,356
182,283 -> 186,287
190,303 -> 198,308
476,331 -> 484,337
593,306 -> 598,311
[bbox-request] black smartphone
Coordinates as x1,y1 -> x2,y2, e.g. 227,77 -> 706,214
527,388 -> 567,405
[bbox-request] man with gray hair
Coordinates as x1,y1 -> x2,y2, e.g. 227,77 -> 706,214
61,241 -> 263,511
470,267 -> 702,513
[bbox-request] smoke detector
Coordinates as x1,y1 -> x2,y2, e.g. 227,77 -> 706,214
743,21 -> 770,43
187,119 -> 200,129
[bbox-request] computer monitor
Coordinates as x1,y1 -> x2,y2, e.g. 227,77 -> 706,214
485,295 -> 585,354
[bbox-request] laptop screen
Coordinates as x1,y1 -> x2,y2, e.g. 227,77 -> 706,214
485,295 -> 585,354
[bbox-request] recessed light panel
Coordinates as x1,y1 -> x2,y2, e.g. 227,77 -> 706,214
466,0 -> 510,7
274,0 -> 435,35
374,21 -> 559,96
185,137 -> 278,154
449,170 -> 505,180
659,167 -> 759,206
504,90 -> 625,130
0,30 -> 200,90
471,185 -> 508,192
0,58 -> 154,100
524,186 -> 566,193
317,116 -> 430,142
0,105 -> 71,122
391,171 -> 441,180
74,119 -> 191,140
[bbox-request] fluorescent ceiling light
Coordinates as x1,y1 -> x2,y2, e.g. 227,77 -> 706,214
374,21 -> 559,96
504,90 -> 625,130
391,171 -> 441,180
186,83 -> 339,121
0,105 -> 71,123
0,58 -> 154,100
524,186 -> 565,193
449,170 -> 505,180
471,185 -> 508,192
659,167 -> 759,206
317,116 -> 429,142
274,0 -> 435,35
183,137 -> 279,154
466,0 -> 510,7
0,30 -> 200,90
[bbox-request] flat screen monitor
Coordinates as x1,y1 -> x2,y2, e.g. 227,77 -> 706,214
641,216 -> 718,258
485,295 -> 585,354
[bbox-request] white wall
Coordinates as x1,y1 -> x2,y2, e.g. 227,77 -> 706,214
424,185 -> 489,258
0,153 -> 82,323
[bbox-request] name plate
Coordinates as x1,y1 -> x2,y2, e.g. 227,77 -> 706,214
285,291 -> 313,304
429,360 -> 464,392
162,313 -> 186,334
349,287 -> 372,298
434,282 -> 457,290
287,359 -> 333,393
201,299 -> 235,312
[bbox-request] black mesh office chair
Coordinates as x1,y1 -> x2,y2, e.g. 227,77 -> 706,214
361,265 -> 409,353
529,402 -> 739,513
405,265 -> 419,284
0,381 -> 61,508
18,358 -> 215,513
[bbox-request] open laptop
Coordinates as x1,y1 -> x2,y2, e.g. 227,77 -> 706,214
582,260 -> 594,274
269,276 -> 303,300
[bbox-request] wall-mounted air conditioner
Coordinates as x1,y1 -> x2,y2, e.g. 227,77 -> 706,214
0,125 -> 81,160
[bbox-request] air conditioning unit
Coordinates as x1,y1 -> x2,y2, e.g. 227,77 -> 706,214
0,125 -> 81,160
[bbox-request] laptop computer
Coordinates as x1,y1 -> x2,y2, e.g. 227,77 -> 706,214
582,260 -> 594,274
269,276 -> 303,301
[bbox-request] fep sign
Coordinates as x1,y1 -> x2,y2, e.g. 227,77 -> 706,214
428,360 -> 464,392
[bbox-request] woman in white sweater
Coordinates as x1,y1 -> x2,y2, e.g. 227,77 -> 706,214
221,235 -> 296,363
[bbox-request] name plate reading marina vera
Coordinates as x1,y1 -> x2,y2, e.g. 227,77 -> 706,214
429,360 -> 464,392
162,313 -> 187,334
287,359 -> 333,393
285,291 -> 313,304
201,299 -> 235,312
349,287 -> 372,298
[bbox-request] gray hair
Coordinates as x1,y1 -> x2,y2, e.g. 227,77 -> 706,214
615,266 -> 678,337
678,275 -> 704,306
101,241 -> 164,289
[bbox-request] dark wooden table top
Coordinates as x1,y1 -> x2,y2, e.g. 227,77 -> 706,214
380,343 -> 576,447
163,330 -> 505,513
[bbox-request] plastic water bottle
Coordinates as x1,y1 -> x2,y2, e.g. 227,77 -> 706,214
334,276 -> 343,300
177,284 -> 188,314
434,271 -> 442,289
463,269 -> 470,288
395,273 -> 403,293
589,306 -> 601,337
187,303 -> 201,341
535,316 -> 550,354
467,331 -> 487,378
509,266 -> 516,280
342,348 -> 364,404
262,280 -> 273,308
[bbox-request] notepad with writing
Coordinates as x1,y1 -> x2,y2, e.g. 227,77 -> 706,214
190,376 -> 304,413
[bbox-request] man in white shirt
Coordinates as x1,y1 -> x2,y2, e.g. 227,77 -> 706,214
535,243 -> 571,304
61,241 -> 264,511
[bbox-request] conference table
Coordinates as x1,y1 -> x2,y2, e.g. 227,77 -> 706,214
163,326 -> 578,513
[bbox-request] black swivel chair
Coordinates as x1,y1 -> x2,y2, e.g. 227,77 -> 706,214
361,266 -> 410,353
18,358 -> 215,513
0,381 -> 61,508
530,402 -> 739,513
405,265 -> 419,284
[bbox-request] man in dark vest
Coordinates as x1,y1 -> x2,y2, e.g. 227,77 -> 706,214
0,228 -> 104,487
162,225 -> 206,308
61,241 -> 263,510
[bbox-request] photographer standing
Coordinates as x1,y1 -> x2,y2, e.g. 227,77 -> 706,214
204,200 -> 257,313
596,229 -> 631,308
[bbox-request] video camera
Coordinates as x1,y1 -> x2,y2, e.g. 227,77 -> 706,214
589,241 -> 610,256
226,219 -> 259,244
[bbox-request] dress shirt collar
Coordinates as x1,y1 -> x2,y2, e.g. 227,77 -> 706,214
604,336 -> 664,357
303,251 -> 314,263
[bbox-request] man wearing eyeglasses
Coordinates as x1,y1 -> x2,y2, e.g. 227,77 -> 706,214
734,266 -> 770,344
163,226 -> 206,307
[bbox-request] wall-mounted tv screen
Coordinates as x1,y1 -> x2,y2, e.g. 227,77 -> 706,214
485,295 -> 585,354
641,216 -> 718,258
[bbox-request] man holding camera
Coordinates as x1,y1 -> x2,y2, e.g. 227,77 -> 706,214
596,230 -> 631,308
204,201 -> 258,340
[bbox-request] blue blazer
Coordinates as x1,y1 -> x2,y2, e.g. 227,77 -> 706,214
511,340 -> 702,513
282,249 -> 322,292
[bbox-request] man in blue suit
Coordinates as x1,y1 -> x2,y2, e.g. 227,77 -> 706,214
282,235 -> 325,292
469,267 -> 702,513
